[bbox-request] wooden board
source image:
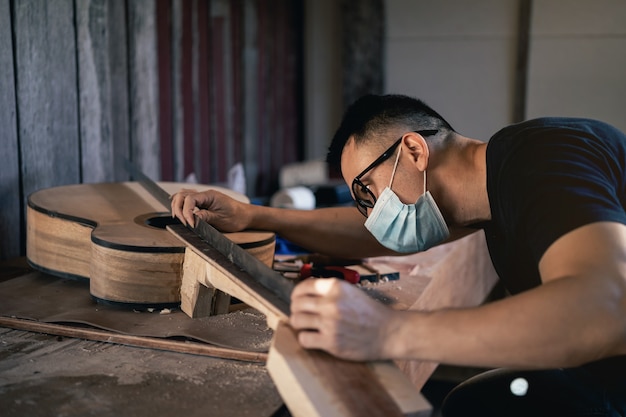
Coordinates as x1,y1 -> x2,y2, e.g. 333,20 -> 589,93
26,182 -> 274,306
13,0 -> 80,196
76,0 -> 130,183
127,0 -> 160,180
267,322 -> 431,417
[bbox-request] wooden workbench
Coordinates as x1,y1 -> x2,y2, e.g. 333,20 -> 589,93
0,230 -> 498,416
0,258 -> 284,417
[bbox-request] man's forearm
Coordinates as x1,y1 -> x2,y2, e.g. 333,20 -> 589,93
249,205 -> 394,258
385,273 -> 626,369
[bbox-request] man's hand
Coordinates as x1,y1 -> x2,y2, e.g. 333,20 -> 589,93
289,278 -> 395,361
170,188 -> 252,231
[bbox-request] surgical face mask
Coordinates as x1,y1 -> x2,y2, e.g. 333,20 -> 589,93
364,145 -> 449,253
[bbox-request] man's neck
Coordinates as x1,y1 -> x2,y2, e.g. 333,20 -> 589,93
428,134 -> 491,226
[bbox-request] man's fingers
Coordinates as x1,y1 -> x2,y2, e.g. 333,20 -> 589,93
297,329 -> 329,351
170,189 -> 200,226
291,277 -> 342,300
290,310 -> 321,331
182,194 -> 206,227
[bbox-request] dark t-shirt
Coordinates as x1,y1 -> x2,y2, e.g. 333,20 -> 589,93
484,117 -> 626,294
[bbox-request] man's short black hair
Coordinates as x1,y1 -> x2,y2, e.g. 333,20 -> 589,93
326,94 -> 455,172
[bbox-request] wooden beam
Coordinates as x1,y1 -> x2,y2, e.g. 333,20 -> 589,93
180,246 -> 231,317
267,322 -> 431,417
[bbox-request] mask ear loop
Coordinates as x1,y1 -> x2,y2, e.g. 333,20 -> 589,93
388,144 -> 402,188
423,170 -> 427,197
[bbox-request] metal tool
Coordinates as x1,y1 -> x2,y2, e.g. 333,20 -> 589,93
299,263 -> 360,284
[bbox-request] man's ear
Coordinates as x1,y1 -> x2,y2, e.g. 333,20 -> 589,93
402,132 -> 430,171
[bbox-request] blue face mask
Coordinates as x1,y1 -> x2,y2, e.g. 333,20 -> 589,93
363,146 -> 449,253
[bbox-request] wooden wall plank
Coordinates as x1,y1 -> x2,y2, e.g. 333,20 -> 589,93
180,0 -> 194,180
242,0 -> 259,197
197,0 -> 211,184
157,0 -> 174,181
127,0 -> 160,180
13,0 -> 80,193
4,0 -> 303,259
210,7 -> 227,183
170,0 -> 184,181
76,0 -> 131,183
229,0 -> 243,174
0,0 -> 21,260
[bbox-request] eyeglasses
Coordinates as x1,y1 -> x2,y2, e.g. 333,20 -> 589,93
351,130 -> 438,217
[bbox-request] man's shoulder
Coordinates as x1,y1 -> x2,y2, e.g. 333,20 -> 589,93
489,117 -> 624,144
486,117 -> 626,165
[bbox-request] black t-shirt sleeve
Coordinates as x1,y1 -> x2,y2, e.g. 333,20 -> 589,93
506,129 -> 626,263
486,118 -> 626,293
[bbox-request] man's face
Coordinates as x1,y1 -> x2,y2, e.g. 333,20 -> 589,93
341,135 -> 423,217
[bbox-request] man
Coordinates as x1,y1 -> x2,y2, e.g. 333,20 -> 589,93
171,94 -> 626,416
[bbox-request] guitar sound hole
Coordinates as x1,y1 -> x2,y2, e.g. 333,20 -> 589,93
144,214 -> 181,229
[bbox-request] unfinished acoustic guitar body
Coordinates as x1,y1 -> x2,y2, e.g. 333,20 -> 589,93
26,182 -> 275,308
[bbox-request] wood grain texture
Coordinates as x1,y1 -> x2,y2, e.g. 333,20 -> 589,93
90,243 -> 184,304
26,181 -> 271,306
76,0 -> 130,183
169,226 -> 286,329
127,0 -> 160,180
0,0 -> 21,260
13,0 -> 80,196
267,322 -> 430,417
26,208 -> 93,279
180,248 -> 230,317
178,230 -> 276,317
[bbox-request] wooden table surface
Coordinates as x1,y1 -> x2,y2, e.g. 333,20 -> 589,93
0,230 -> 498,416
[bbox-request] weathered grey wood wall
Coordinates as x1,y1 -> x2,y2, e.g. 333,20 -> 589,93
1,0 -> 21,261
0,0 -> 304,261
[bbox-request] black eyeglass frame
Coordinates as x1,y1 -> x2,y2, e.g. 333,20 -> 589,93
351,129 -> 438,217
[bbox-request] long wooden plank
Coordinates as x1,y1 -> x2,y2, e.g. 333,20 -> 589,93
267,322 -> 431,417
0,316 -> 267,363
